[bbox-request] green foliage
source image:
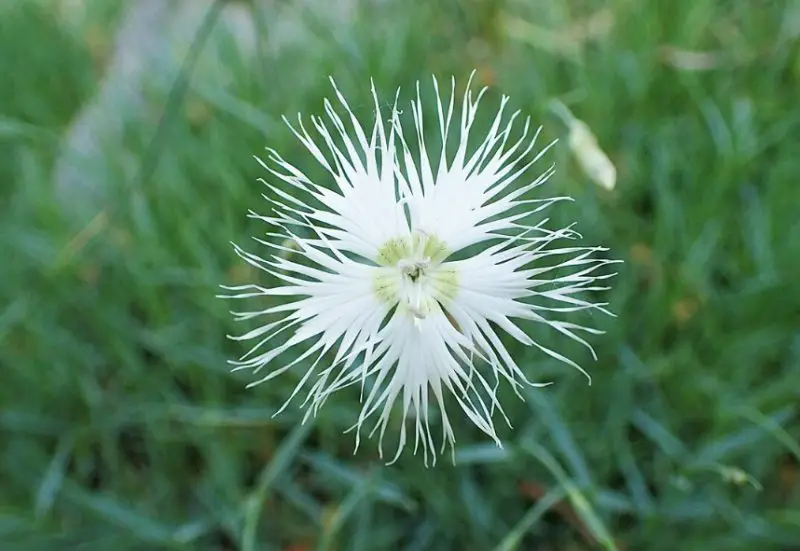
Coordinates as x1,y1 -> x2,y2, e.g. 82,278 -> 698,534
1,0 -> 798,549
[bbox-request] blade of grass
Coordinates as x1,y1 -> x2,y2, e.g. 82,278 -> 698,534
316,472 -> 374,551
242,420 -> 314,551
492,486 -> 566,551
34,433 -> 75,518
521,440 -> 619,551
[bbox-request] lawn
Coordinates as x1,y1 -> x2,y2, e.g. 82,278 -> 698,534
1,0 -> 799,550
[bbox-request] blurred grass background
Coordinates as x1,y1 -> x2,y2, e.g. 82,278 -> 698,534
1,0 -> 799,549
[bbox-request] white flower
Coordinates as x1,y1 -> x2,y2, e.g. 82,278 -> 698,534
221,73 -> 617,465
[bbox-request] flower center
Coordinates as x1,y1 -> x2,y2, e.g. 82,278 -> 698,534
373,231 -> 459,326
399,257 -> 429,282
398,257 -> 431,321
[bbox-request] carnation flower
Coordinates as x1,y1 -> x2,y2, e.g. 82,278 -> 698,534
221,73 -> 616,464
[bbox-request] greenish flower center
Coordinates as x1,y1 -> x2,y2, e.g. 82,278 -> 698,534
372,231 -> 458,321
375,231 -> 449,267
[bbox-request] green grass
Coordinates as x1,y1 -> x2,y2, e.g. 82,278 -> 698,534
2,0 -> 799,549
